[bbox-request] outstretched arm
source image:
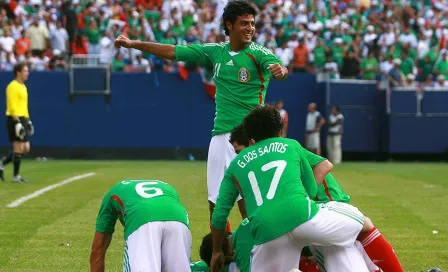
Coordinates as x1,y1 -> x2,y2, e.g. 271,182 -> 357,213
114,35 -> 176,60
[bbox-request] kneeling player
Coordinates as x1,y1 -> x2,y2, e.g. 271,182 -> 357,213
210,105 -> 374,272
230,123 -> 404,272
90,179 -> 192,272
192,218 -> 319,272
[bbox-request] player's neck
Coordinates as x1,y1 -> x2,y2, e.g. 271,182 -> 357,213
229,41 -> 250,52
15,78 -> 24,84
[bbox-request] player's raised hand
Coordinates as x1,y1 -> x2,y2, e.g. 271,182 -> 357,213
210,251 -> 225,272
268,63 -> 287,80
114,35 -> 133,49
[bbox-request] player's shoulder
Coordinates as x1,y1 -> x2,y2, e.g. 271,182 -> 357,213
203,41 -> 228,48
277,136 -> 299,145
6,80 -> 18,90
247,42 -> 274,56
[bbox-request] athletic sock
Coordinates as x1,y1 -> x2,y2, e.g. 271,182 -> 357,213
13,153 -> 23,177
225,220 -> 232,232
2,152 -> 13,167
361,227 -> 404,272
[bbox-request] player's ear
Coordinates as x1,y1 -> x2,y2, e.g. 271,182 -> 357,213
226,20 -> 233,32
248,139 -> 255,146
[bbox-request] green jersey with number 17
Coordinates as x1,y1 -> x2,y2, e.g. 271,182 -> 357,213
211,137 -> 319,245
175,42 -> 282,136
95,180 -> 189,240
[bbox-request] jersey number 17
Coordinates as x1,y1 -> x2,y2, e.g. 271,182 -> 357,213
248,160 -> 287,206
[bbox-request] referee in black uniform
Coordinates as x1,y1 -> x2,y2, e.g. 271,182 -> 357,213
0,63 -> 34,182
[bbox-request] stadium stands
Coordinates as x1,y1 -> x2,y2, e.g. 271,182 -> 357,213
0,0 -> 447,87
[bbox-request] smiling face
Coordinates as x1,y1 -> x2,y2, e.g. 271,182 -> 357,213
227,14 -> 255,47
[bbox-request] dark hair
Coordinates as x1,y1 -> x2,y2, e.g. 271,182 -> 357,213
243,105 -> 283,142
333,105 -> 340,112
13,62 -> 27,77
199,233 -> 231,267
230,123 -> 249,146
221,0 -> 256,36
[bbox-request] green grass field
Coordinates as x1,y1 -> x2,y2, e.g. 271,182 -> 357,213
0,160 -> 447,272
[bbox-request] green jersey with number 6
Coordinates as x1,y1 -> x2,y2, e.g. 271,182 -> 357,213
175,42 -> 282,136
212,137 -> 319,245
95,180 -> 189,240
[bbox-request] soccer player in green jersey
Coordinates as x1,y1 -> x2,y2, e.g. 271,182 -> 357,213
90,180 -> 191,272
210,105 -> 373,272
230,124 -> 404,272
191,218 -> 252,272
114,0 -> 288,230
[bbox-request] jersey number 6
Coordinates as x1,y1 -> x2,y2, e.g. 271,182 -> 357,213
248,160 -> 287,206
135,181 -> 164,198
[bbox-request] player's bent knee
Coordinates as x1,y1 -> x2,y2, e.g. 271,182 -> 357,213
360,217 -> 374,235
23,142 -> 30,153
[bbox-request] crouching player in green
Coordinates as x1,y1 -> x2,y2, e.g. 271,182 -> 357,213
210,105 -> 372,272
191,218 -> 253,272
229,120 -> 404,272
90,180 -> 192,272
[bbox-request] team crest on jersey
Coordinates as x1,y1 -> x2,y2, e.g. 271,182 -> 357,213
238,67 -> 250,82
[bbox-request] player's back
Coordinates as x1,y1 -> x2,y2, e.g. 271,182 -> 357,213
315,173 -> 351,204
106,180 -> 189,239
228,137 -> 319,244
302,148 -> 351,204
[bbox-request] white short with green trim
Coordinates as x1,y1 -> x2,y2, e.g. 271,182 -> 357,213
123,221 -> 192,272
250,201 -> 364,272
310,241 -> 378,272
207,133 -> 242,204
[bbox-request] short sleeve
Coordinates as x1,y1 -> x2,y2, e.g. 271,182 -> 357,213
303,148 -> 326,168
175,43 -> 214,66
259,48 -> 283,73
95,190 -> 118,234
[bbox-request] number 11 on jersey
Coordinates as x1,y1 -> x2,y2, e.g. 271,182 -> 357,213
213,63 -> 221,78
248,160 -> 287,206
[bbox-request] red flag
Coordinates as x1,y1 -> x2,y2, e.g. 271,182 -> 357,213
178,62 -> 188,80
199,66 -> 216,99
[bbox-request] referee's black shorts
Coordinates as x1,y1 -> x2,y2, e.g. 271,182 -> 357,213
6,116 -> 30,143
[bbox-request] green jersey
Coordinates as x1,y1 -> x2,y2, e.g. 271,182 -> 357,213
190,261 -> 211,272
190,261 -> 229,272
96,180 -> 189,240
190,218 -> 253,272
175,42 -> 282,136
361,57 -> 379,80
231,218 -> 253,272
303,150 -> 351,204
211,137 -> 319,245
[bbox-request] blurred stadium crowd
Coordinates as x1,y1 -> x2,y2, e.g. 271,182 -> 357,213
1,0 -> 448,86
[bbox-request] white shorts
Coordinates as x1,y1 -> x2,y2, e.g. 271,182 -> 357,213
250,202 -> 364,272
124,221 -> 192,272
311,241 -> 377,272
207,133 -> 241,203
306,132 -> 321,150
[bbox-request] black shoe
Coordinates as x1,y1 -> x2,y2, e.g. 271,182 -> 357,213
13,176 -> 27,183
0,168 -> 4,181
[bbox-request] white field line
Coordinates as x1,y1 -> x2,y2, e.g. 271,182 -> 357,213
6,172 -> 96,208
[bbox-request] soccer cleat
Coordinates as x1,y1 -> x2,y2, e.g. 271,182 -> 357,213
13,176 -> 28,183
427,269 -> 442,272
0,168 -> 4,181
